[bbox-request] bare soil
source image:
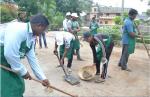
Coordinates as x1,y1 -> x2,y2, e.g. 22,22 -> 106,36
23,31 -> 150,97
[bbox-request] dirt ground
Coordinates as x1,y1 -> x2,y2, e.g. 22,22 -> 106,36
23,31 -> 150,97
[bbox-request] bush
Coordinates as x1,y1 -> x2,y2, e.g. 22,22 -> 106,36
98,25 -> 122,41
0,4 -> 17,23
50,12 -> 64,30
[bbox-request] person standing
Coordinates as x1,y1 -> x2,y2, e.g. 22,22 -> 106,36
83,32 -> 114,83
39,31 -> 48,48
0,14 -> 50,97
70,13 -> 83,60
118,9 -> 142,71
63,12 -> 71,32
89,16 -> 99,35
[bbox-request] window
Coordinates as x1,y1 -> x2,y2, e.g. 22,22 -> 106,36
106,13 -> 109,16
105,21 -> 108,24
94,8 -> 97,12
116,13 -> 121,16
100,21 -> 103,24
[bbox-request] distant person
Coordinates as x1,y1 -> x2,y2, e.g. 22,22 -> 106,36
89,16 -> 99,35
118,9 -> 142,71
39,31 -> 48,48
63,12 -> 71,32
70,13 -> 83,60
0,14 -> 50,97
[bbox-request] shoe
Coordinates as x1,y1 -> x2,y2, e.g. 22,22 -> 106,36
94,75 -> 105,83
67,68 -> 72,74
45,46 -> 48,48
121,68 -> 132,72
77,58 -> 84,61
118,63 -> 121,67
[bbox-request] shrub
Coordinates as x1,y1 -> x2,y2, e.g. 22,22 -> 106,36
0,4 -> 17,23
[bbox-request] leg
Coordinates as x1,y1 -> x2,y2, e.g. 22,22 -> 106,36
101,42 -> 114,79
120,44 -> 130,70
39,34 -> 42,48
96,59 -> 101,75
42,32 -> 48,48
76,49 -> 82,60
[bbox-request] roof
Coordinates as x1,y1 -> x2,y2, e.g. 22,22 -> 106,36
91,5 -> 130,13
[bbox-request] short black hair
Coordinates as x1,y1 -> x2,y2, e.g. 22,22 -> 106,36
128,8 -> 138,16
83,32 -> 91,40
30,14 -> 49,26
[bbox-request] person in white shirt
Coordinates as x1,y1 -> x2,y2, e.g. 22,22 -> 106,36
54,31 -> 75,73
63,12 -> 71,32
0,14 -> 50,97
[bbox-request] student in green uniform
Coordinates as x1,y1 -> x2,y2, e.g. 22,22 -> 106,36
0,14 -> 50,97
70,13 -> 83,60
118,9 -> 142,71
89,16 -> 99,35
54,31 -> 75,73
83,32 -> 114,83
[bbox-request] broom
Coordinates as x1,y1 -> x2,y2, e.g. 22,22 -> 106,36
134,23 -> 150,59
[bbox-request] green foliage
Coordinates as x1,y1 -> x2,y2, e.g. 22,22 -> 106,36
17,0 -> 39,16
134,19 -> 141,26
113,12 -> 128,25
37,0 -> 56,22
50,12 -> 64,30
146,9 -> 150,16
98,25 -> 122,41
55,0 -> 92,15
113,16 -> 122,25
0,4 -> 17,23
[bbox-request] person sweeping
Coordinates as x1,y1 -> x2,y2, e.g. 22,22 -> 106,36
0,14 -> 50,97
83,32 -> 114,83
54,31 -> 75,74
118,9 -> 142,71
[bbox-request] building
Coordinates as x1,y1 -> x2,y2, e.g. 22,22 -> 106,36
86,5 -> 130,25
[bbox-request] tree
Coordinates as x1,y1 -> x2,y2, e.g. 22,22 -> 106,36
113,12 -> 128,25
15,0 -> 39,16
55,0 -> 92,15
0,3 -> 17,23
37,0 -> 56,22
114,16 -> 122,25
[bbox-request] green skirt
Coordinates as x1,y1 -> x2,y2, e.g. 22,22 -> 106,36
0,46 -> 25,97
73,39 -> 80,50
59,40 -> 74,60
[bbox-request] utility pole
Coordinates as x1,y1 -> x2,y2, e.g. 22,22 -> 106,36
121,0 -> 124,21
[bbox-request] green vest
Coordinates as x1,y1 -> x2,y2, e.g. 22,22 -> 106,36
90,21 -> 99,35
71,21 -> 80,49
96,37 -> 112,61
0,23 -> 32,97
127,22 -> 136,54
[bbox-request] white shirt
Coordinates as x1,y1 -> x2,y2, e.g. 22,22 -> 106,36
63,18 -> 72,32
0,22 -> 46,80
55,31 -> 75,48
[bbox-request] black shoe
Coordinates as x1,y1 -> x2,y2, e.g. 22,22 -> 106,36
77,58 -> 84,61
121,68 -> 132,72
118,63 -> 121,67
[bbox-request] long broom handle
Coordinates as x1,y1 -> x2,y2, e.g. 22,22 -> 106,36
55,53 -> 68,76
0,65 -> 77,97
134,23 -> 150,59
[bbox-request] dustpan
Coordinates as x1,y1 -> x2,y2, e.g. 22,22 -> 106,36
78,65 -> 96,81
54,53 -> 80,85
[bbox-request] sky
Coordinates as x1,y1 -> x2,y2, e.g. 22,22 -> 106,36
93,0 -> 150,14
